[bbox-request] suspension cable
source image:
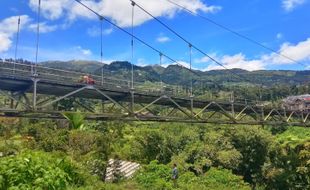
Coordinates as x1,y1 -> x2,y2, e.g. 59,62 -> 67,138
133,0 -> 270,103
14,16 -> 21,75
34,0 -> 41,76
73,0 -> 199,77
127,0 -> 267,102
129,0 -> 258,83
189,44 -> 193,97
159,52 -> 163,90
100,17 -> 104,85
165,0 -> 307,68
131,1 -> 135,90
73,0 -> 263,102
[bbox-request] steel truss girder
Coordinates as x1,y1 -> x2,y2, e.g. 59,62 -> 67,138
108,103 -> 116,112
235,105 -> 259,120
37,96 -> 57,107
0,90 -> 31,110
33,85 -> 132,115
0,108 -> 310,127
167,96 -> 193,119
195,101 -> 237,123
138,103 -> 156,116
195,102 -> 213,117
302,113 -> 310,123
38,86 -> 88,109
135,95 -> 165,114
1,76 -> 310,126
73,99 -> 95,113
134,95 -> 197,120
94,87 -> 132,114
166,107 -> 178,117
264,109 -> 284,122
2,110 -> 309,126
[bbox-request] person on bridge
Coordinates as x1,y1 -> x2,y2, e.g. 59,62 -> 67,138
80,75 -> 95,85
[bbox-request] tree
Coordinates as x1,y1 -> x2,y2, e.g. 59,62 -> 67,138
262,127 -> 310,189
227,126 -> 273,185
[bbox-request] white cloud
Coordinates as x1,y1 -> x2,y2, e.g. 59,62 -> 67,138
103,28 -> 113,35
282,0 -> 306,11
0,15 -> 31,34
204,53 -> 265,71
276,33 -> 283,40
74,46 -> 92,56
160,61 -> 189,68
0,15 -> 31,53
28,22 -> 58,33
10,45 -> 94,61
157,36 -> 170,43
28,0 -> 221,27
28,0 -> 71,20
87,26 -> 113,37
194,53 -> 218,63
161,64 -> 171,68
176,61 -> 190,68
137,58 -> 149,67
87,26 -> 100,37
0,33 -> 12,53
168,60 -> 200,70
200,38 -> 310,71
266,38 -> 310,64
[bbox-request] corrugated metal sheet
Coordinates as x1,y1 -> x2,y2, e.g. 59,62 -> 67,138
105,159 -> 140,182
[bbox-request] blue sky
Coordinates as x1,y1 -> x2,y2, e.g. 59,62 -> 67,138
0,0 -> 310,71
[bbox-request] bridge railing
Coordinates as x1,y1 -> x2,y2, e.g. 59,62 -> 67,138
0,61 -> 130,91
1,61 -> 268,104
0,61 -> 181,96
0,61 -> 32,79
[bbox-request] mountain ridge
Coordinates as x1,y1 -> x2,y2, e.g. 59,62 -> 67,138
40,60 -> 310,87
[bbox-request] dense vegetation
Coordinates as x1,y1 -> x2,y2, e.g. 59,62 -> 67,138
0,117 -> 309,189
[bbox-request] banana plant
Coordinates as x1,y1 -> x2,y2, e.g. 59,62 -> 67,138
62,112 -> 86,130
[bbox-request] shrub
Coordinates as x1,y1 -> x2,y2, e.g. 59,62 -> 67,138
135,160 -> 173,190
0,151 -> 85,190
201,168 -> 251,190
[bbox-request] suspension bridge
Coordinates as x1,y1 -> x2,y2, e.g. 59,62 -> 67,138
1,60 -> 309,126
0,0 -> 309,126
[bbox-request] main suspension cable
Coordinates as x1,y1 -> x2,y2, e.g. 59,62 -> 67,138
189,44 -> 193,97
100,17 -> 104,85
159,52 -> 163,90
73,0 -> 255,101
129,0 -> 253,83
165,0 -> 307,68
131,1 -> 135,89
73,0 -> 200,77
14,16 -> 21,75
34,0 -> 41,76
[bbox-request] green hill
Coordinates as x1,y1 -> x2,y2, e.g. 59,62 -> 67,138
41,60 -> 310,86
